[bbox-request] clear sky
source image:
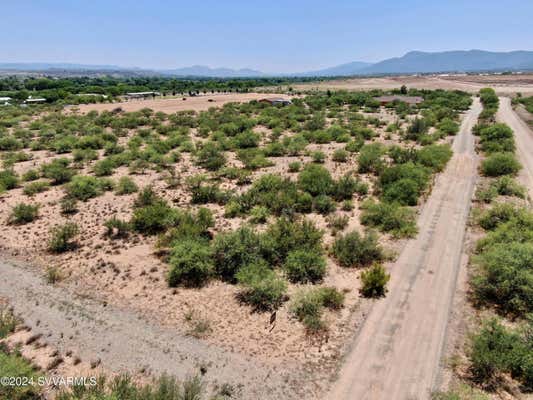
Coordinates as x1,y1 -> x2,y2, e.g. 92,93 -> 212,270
3,0 -> 533,73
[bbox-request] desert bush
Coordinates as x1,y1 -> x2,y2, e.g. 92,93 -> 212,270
332,148 -> 349,162
479,123 -> 515,154
469,318 -> 533,388
417,144 -> 453,172
360,200 -> 418,238
332,230 -> 383,268
65,175 -> 110,201
358,143 -> 385,174
212,226 -> 263,282
236,261 -> 287,311
104,217 -> 131,238
41,158 -> 75,184
93,158 -> 115,176
115,176 -> 138,195
298,164 -> 334,196
472,242 -> 533,317
311,150 -> 326,163
167,238 -> 214,288
60,197 -> 78,215
283,249 -> 326,283
0,169 -> 18,191
8,203 -> 38,224
290,287 -> 344,333
45,266 -> 63,284
249,205 -> 269,224
332,174 -> 368,201
23,180 -> 49,196
477,203 -> 521,231
360,264 -> 390,298
48,222 -> 79,252
481,152 -> 521,177
22,169 -> 40,182
313,194 -> 336,215
288,161 -> 301,172
196,141 -> 226,171
380,162 -> 430,206
0,307 -> 17,338
327,213 -> 350,234
490,176 -> 526,198
133,186 -> 159,208
261,218 -> 323,265
0,349 -> 41,400
131,200 -> 177,235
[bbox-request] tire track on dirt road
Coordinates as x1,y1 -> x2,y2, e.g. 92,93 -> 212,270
497,97 -> 533,199
329,98 -> 482,400
0,260 -> 294,400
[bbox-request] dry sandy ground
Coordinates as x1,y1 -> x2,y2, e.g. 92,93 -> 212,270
498,97 -> 533,199
71,93 -> 290,114
328,99 -> 482,400
293,75 -> 533,95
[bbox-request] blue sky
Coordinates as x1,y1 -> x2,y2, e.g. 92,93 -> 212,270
3,0 -> 533,73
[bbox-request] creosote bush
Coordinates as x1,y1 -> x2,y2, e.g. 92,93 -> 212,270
283,249 -> 326,283
167,238 -> 214,288
236,261 -> 287,311
332,230 -> 383,268
360,263 -> 390,298
360,200 -> 418,238
290,287 -> 344,333
8,203 -> 39,224
481,152 -> 521,177
115,176 -> 138,195
48,222 -> 79,253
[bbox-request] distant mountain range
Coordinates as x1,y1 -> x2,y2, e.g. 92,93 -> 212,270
2,50 -> 533,78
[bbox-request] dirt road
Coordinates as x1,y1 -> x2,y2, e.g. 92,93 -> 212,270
329,98 -> 482,400
0,260 -> 297,400
497,97 -> 533,199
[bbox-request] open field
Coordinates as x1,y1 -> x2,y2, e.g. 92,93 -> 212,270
292,74 -> 533,95
71,93 -> 292,114
0,89 -> 475,399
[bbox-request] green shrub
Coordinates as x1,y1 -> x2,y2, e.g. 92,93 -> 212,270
133,186 -> 159,208
104,217 -> 131,238
332,230 -> 383,268
60,197 -> 78,215
481,152 -> 521,177
249,205 -> 269,224
8,203 -> 39,224
332,174 -> 368,201
491,176 -> 526,198
298,164 -> 334,196
380,162 -> 430,205
115,176 -> 138,195
23,180 -> 49,196
167,239 -> 214,287
472,242 -> 533,317
283,249 -> 326,283
131,200 -> 177,235
48,222 -> 79,252
196,141 -> 226,171
479,123 -> 515,154
0,169 -> 18,191
290,287 -> 344,333
358,143 -> 385,174
477,203 -> 521,231
332,149 -> 349,162
213,226 -> 263,282
22,169 -> 40,182
361,201 -> 418,238
288,161 -> 301,172
236,261 -> 287,311
417,144 -> 453,172
313,194 -> 336,215
93,158 -> 115,176
65,175 -> 109,201
327,213 -> 350,233
360,264 -> 390,298
41,158 -> 75,184
0,307 -> 17,338
311,150 -> 326,163
261,218 -> 323,265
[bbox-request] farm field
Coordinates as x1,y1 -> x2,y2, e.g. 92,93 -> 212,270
0,88 -> 472,399
291,74 -> 533,95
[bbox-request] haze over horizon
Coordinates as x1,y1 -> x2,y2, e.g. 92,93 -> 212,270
3,0 -> 533,73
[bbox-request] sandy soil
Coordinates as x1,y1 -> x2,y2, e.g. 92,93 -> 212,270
497,97 -> 533,199
71,93 -> 291,114
293,75 -> 533,95
328,99 -> 482,400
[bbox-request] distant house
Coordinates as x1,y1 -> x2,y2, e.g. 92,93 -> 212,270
259,97 -> 292,106
124,91 -> 161,100
0,97 -> 11,105
374,95 -> 424,106
24,97 -> 47,104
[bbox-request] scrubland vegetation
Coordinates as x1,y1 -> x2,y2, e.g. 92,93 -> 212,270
0,87 -> 472,398
450,88 -> 532,396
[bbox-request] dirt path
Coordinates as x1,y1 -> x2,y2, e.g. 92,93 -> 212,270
329,98 -> 482,400
0,260 -> 297,400
497,97 -> 533,199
